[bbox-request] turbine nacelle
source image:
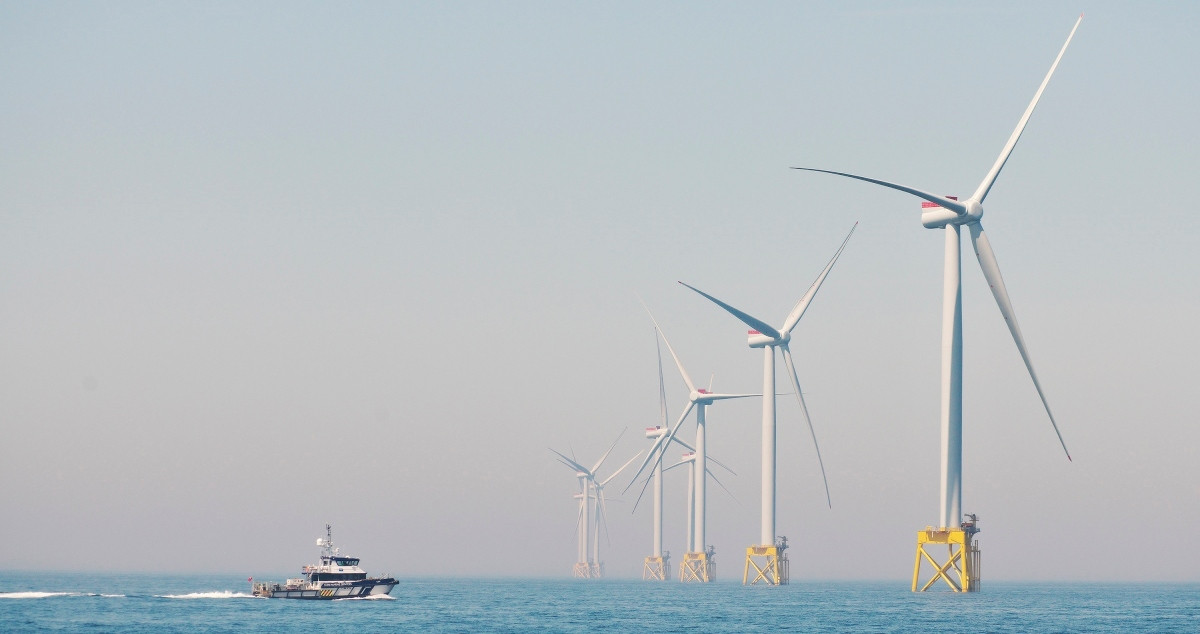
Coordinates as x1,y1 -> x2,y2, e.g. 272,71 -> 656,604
689,387 -> 722,404
747,329 -> 787,348
644,426 -> 666,439
919,195 -> 985,228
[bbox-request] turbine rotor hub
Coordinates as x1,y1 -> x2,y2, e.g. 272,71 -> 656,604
964,198 -> 984,222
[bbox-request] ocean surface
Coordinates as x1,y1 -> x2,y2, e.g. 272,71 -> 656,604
1,572 -> 1197,632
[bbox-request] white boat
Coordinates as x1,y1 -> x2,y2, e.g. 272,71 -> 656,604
251,525 -> 397,599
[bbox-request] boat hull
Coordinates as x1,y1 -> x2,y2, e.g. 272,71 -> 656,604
255,579 -> 397,600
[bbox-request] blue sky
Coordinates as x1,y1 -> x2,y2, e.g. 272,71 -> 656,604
2,1 -> 1197,580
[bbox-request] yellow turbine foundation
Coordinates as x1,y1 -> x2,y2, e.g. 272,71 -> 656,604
679,549 -> 715,583
911,527 -> 981,592
743,540 -> 789,585
573,562 -> 604,579
643,554 -> 670,581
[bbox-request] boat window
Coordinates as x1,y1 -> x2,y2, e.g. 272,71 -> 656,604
311,572 -> 368,581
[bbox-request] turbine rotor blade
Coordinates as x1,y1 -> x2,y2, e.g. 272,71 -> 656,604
653,414 -> 734,474
598,488 -> 612,546
663,459 -> 690,473
782,222 -> 858,335
625,402 -> 694,491
624,433 -> 667,493
702,392 -> 760,401
707,455 -> 736,476
575,499 -> 584,538
656,330 -> 668,428
643,305 -> 697,392
591,428 -> 626,474
972,15 -> 1083,203
601,451 -> 643,487
791,168 -> 968,216
668,435 -> 696,453
655,402 -> 695,469
550,448 -> 590,475
707,467 -> 742,508
631,470 -> 655,513
968,222 -> 1071,460
781,345 -> 832,508
677,282 -> 782,340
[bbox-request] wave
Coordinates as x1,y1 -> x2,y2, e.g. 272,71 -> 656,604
158,591 -> 257,599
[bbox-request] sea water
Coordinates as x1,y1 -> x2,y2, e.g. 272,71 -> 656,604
2,572 -> 1197,632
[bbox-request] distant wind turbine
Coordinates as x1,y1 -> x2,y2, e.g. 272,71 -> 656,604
551,431 -> 640,579
678,223 -> 856,584
639,308 -> 756,575
636,330 -> 739,580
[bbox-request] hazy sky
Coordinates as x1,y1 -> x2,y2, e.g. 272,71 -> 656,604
2,1 -> 1197,581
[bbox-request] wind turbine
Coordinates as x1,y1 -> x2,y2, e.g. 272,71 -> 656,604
659,451 -> 733,581
638,331 -> 740,580
551,432 -> 640,579
678,222 -> 856,584
641,308 -> 757,582
591,453 -> 641,577
793,16 -> 1081,592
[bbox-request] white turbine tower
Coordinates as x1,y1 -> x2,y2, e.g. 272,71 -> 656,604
794,16 -> 1081,593
641,309 -> 757,582
551,432 -> 639,579
640,334 -> 673,581
679,222 -> 856,585
641,424 -> 670,580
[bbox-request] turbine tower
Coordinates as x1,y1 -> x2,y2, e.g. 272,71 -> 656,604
793,16 -> 1081,593
640,337 -> 674,581
642,310 -> 757,582
551,432 -> 640,579
641,424 -> 670,580
679,223 -> 856,585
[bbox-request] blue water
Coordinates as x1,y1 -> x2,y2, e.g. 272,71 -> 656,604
2,573 -> 1197,632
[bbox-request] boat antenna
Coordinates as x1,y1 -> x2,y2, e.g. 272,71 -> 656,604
320,523 -> 334,559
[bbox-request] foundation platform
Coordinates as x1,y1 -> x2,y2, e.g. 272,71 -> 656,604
680,547 -> 715,583
643,554 -> 670,581
912,516 -> 981,592
743,537 -> 789,585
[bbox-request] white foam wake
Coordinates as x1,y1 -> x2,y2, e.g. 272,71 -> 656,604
0,591 -> 82,599
158,590 -> 257,599
334,594 -> 397,601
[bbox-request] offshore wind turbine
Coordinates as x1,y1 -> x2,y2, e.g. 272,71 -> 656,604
642,308 -> 757,582
659,451 -> 730,582
638,332 -> 740,580
551,431 -> 639,578
591,453 -> 641,576
679,222 -> 856,585
793,16 -> 1081,593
